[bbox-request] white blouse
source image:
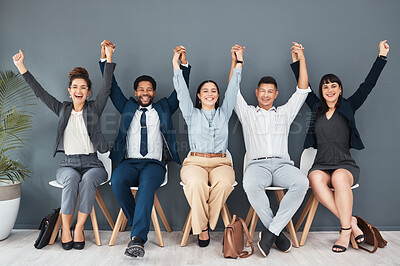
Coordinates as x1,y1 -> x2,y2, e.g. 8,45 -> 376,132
63,109 -> 96,155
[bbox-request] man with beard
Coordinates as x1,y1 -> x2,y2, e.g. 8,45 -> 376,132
99,41 -> 190,258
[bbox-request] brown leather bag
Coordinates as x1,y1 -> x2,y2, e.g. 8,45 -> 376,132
222,215 -> 254,259
355,215 -> 387,253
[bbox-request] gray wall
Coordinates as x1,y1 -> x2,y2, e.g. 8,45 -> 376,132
1,0 -> 399,231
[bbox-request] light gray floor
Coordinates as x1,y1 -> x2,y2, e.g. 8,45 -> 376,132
0,230 -> 399,266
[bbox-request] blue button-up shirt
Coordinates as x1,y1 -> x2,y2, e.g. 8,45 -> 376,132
173,68 -> 242,153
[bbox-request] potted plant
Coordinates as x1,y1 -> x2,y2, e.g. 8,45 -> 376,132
0,70 -> 36,240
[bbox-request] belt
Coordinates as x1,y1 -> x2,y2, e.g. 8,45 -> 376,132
190,152 -> 226,158
254,156 -> 282,160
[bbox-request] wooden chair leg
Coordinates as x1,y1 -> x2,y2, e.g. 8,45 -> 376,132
181,210 -> 192,247
275,190 -> 300,248
299,194 -> 319,246
109,208 -> 125,246
245,207 -> 254,227
151,205 -> 164,247
225,205 -> 232,224
246,209 -> 258,247
182,210 -> 190,233
95,189 -> 115,230
90,205 -> 101,246
49,210 -> 62,245
295,192 -> 314,232
350,234 -> 359,249
220,204 -> 231,227
153,194 -> 171,232
120,214 -> 128,232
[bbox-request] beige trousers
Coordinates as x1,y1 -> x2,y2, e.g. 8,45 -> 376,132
181,155 -> 235,235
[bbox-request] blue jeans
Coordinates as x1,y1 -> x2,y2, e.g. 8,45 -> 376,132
111,158 -> 165,242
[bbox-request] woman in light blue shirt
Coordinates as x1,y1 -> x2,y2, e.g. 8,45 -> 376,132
172,46 -> 243,247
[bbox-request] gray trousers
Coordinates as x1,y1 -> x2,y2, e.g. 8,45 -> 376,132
56,153 -> 107,215
243,158 -> 309,236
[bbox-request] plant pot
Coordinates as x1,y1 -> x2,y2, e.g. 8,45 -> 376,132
0,180 -> 21,240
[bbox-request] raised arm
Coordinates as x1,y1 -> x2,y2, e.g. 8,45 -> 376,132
221,46 -> 243,116
347,40 -> 389,111
13,50 -> 63,115
227,45 -> 249,122
228,44 -> 245,82
92,44 -> 116,114
99,40 -> 127,114
172,47 -> 194,120
167,45 -> 191,113
291,43 -> 308,89
290,42 -> 320,110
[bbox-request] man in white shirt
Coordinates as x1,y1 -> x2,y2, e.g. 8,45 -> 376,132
230,43 -> 310,257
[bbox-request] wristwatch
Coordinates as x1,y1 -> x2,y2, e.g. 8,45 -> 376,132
236,60 -> 244,64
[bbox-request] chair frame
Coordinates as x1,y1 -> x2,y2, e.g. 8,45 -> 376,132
179,150 -> 235,247
294,148 -> 359,249
108,166 -> 171,247
49,151 -> 115,246
242,154 -> 300,248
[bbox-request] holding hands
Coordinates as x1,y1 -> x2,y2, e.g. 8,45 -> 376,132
12,50 -> 27,74
231,44 -> 245,68
172,45 -> 187,70
291,42 -> 305,63
101,40 -> 116,62
379,40 -> 389,57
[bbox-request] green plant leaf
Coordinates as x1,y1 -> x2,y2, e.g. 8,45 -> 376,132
0,70 -> 36,182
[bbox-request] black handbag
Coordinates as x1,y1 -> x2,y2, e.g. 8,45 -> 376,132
34,208 -> 61,249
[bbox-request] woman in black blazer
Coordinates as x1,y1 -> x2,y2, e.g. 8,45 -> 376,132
291,40 -> 389,252
13,44 -> 116,250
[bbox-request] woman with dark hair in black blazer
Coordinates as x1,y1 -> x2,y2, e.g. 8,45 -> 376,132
13,44 -> 116,250
290,40 -> 389,252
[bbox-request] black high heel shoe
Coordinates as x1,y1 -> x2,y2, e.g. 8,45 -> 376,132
332,227 -> 351,253
61,230 -> 73,250
73,230 -> 85,250
198,227 -> 210,248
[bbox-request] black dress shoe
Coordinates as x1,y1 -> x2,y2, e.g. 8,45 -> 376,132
198,227 -> 210,248
258,229 -> 277,257
73,230 -> 85,250
61,230 -> 73,250
125,236 -> 145,257
275,232 -> 292,252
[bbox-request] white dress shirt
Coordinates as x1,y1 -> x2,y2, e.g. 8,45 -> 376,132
63,109 -> 96,155
234,87 -> 311,161
126,104 -> 163,160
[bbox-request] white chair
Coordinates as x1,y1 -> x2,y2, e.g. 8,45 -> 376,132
48,151 -> 115,246
180,150 -> 236,247
108,166 -> 171,247
294,148 -> 359,248
243,154 -> 300,248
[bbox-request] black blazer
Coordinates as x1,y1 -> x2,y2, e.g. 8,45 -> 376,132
290,56 -> 386,150
23,62 -> 116,156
